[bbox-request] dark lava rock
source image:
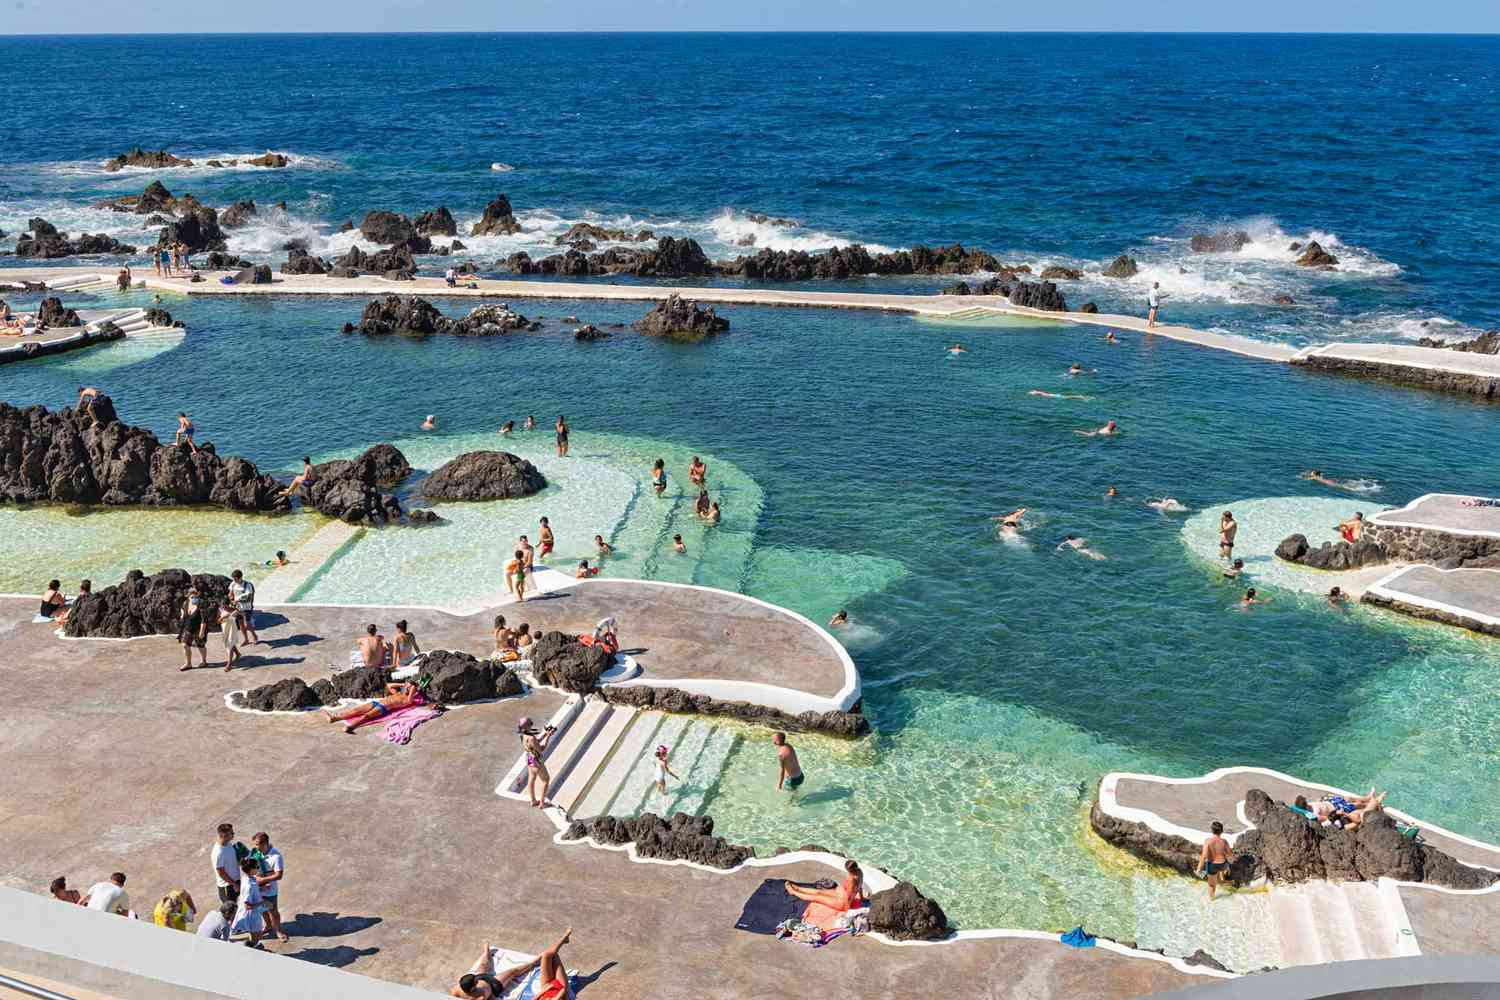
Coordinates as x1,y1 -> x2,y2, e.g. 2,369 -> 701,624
745,212 -> 801,227
1189,231 -> 1252,253
282,239 -> 309,253
219,200 -> 257,229
298,444 -> 410,524
37,297 -> 81,328
573,324 -> 608,341
64,568 -> 230,639
230,264 -> 273,285
553,222 -> 653,246
1274,533 -> 1387,570
407,508 -> 443,525
16,220 -> 137,259
337,220 -> 355,233
28,217 -> 59,236
503,251 -> 535,274
204,251 -> 252,270
245,151 -> 289,168
940,282 -> 971,296
351,443 -> 413,486
104,147 -> 194,172
1039,265 -> 1083,280
158,197 -> 227,252
143,308 -> 180,328
451,304 -> 529,336
1294,241 -> 1339,268
869,882 -> 949,941
727,243 -> 1003,281
564,812 -> 754,868
419,649 -> 523,703
531,631 -> 612,693
360,211 -> 418,245
634,294 -> 729,341
234,677 -> 322,712
1008,280 -> 1067,312
635,237 -> 714,277
1079,302 -> 1099,314
601,685 -> 868,737
1102,254 -> 1139,278
348,295 -> 450,337
471,194 -> 522,236
1184,950 -> 1230,972
282,248 -> 330,275
94,179 -> 179,216
1417,330 -> 1500,355
309,665 -> 392,707
420,450 -> 546,501
450,239 -> 467,252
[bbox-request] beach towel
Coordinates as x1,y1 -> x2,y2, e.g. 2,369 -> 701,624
734,878 -> 820,935
1288,803 -> 1317,821
484,949 -> 576,1000
381,704 -> 440,745
1061,926 -> 1096,948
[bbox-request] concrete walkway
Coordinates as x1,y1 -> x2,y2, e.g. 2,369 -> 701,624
1,596 -> 1200,998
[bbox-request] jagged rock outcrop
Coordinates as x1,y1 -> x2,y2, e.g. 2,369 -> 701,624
1040,265 -> 1083,280
634,295 -> 729,341
344,295 -> 448,337
869,882 -> 949,941
600,685 -> 868,737
15,219 -> 136,259
333,244 -> 416,277
530,631 -> 613,693
95,180 -> 179,215
503,251 -> 535,274
573,324 -> 608,341
414,207 -> 458,236
204,251 -> 253,270
563,812 -> 754,869
37,297 -> 81,328
282,248 -> 330,275
299,444 -> 411,524
553,222 -> 653,246
158,197 -> 227,252
1079,302 -> 1099,314
419,649 -> 524,703
0,397 -> 287,510
724,243 -> 1005,281
219,200 -> 257,229
1102,254 -> 1139,278
1190,231 -> 1251,253
745,212 -> 800,227
1274,533 -> 1387,570
234,677 -> 323,712
452,304 -> 531,336
360,211 -> 418,245
1294,241 -> 1339,268
309,665 -> 393,707
632,237 -> 714,277
103,147 -> 194,172
63,569 -> 229,638
1417,330 -> 1500,355
246,151 -> 289,168
420,450 -> 546,501
142,307 -> 182,329
471,194 -> 522,236
1089,799 -> 1257,884
1008,280 -> 1067,312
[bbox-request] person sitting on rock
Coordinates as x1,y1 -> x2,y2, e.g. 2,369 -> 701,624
277,457 -> 317,499
322,680 -> 425,734
1337,511 -> 1365,543
1295,791 -> 1385,829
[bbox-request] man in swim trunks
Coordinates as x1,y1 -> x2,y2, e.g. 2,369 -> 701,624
518,535 -> 535,570
357,623 -> 389,668
774,732 -> 804,791
323,681 -> 424,734
1337,511 -> 1364,543
1219,511 -> 1238,560
1197,820 -> 1234,899
538,517 -> 555,558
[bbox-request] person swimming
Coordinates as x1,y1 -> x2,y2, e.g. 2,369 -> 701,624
524,415 -> 535,431
1222,558 -> 1245,580
993,506 -> 1027,530
1104,331 -> 1118,344
672,534 -> 686,554
1147,497 -> 1189,512
499,420 -> 515,436
1057,535 -> 1106,560
1027,390 -> 1093,400
1105,485 -> 1118,498
594,534 -> 613,557
828,609 -> 848,628
1328,586 -> 1349,608
421,414 -> 437,431
1301,469 -> 1384,494
1240,588 -> 1267,608
265,550 -> 288,568
946,343 -> 967,356
1067,363 -> 1096,377
1075,420 -> 1119,437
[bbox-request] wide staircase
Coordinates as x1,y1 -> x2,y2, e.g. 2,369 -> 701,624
1131,872 -> 1418,973
496,697 -> 739,822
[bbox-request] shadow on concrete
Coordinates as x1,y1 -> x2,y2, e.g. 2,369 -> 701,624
284,911 -> 383,937
234,655 -> 307,669
284,944 -> 380,968
264,632 -> 322,649
250,612 -> 292,630
573,961 -> 618,995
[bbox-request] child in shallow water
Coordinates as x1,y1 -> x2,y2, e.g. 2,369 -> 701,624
654,745 -> 679,794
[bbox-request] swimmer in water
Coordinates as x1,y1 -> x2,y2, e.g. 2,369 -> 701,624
672,534 -> 687,555
1222,558 -> 1244,580
421,414 -> 437,431
524,415 -> 536,431
499,420 -> 515,436
1301,469 -> 1381,493
1075,420 -> 1119,437
1105,485 -> 1118,498
1067,363 -> 1096,377
1057,535 -> 1106,560
1105,331 -> 1119,344
1027,390 -> 1093,400
946,344 -> 967,356
828,609 -> 848,628
1146,497 -> 1189,512
266,550 -> 288,568
1240,588 -> 1267,608
993,507 -> 1028,528
1328,586 -> 1349,608
594,534 -> 613,557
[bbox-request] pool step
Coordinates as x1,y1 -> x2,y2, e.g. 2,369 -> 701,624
1268,880 -> 1417,966
662,724 -> 738,818
1131,873 -> 1281,973
551,705 -> 638,816
572,711 -> 666,819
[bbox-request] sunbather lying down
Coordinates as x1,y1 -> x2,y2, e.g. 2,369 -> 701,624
1294,789 -> 1386,830
452,928 -> 571,999
323,680 -> 426,733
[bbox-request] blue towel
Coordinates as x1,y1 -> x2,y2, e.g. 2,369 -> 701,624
735,879 -> 819,935
1061,926 -> 1096,948
1328,795 -> 1357,813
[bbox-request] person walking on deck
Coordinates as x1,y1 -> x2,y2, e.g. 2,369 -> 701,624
1198,820 -> 1234,899
1147,281 -> 1162,329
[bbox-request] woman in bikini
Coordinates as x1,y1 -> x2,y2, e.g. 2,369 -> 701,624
40,579 -> 69,622
1337,511 -> 1365,543
651,459 -> 667,497
392,620 -> 421,668
694,489 -> 711,519
323,681 -> 424,734
785,860 -> 866,929
518,717 -> 557,807
555,415 -> 569,457
492,614 -> 513,654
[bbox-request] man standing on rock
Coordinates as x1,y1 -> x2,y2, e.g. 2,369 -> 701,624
1197,821 -> 1234,900
1147,281 -> 1162,329
773,732 -> 804,792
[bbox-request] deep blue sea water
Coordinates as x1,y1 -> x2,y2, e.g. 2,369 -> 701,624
3,34 -> 1499,961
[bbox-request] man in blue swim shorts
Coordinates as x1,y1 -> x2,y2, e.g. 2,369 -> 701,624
774,732 -> 804,791
1197,820 -> 1235,900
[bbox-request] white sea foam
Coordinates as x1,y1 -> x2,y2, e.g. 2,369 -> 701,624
490,162 -> 515,172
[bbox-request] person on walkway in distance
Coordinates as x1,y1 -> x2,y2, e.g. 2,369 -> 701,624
178,585 -> 210,670
229,569 -> 258,644
1147,281 -> 1162,329
197,901 -> 237,942
774,732 -> 804,791
81,872 -> 130,915
1197,820 -> 1234,900
213,822 -> 241,906
252,831 -> 289,943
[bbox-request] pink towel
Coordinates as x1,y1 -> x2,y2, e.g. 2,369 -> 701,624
381,705 -> 440,745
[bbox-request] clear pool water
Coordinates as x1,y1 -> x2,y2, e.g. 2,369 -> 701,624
4,292 -> 1499,960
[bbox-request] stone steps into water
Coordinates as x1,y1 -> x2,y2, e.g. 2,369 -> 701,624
609,714 -> 692,816
1269,880 -> 1410,965
572,711 -> 666,820
553,704 -> 638,817
1131,873 -> 1282,973
663,724 -> 738,817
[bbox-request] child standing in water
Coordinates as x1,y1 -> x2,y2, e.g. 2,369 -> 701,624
654,745 -> 679,794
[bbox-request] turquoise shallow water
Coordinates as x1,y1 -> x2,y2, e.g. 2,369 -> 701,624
3,294 -> 1499,959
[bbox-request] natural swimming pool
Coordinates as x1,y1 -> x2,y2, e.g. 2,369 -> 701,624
3,292 -> 1498,958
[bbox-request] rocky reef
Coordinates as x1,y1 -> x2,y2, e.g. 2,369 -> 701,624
1189,231 -> 1251,253
563,812 -> 755,869
233,650 -> 524,711
103,147 -> 194,171
940,277 -> 1067,311
0,396 -> 288,510
1417,330 -> 1500,355
634,295 -> 729,341
1091,785 -> 1497,891
471,194 -> 523,236
420,450 -> 546,501
600,685 -> 868,737
299,443 -> 412,525
92,181 -> 226,252
530,631 -> 615,693
1101,254 -> 1139,278
1274,533 -> 1388,571
14,218 -> 137,259
64,568 -> 230,639
1294,241 -> 1339,268
341,296 -> 534,337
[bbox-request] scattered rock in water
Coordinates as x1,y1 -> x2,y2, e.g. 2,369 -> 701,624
157,197 -> 227,252
360,211 -> 418,245
103,147 -> 194,172
337,219 -> 355,233
414,206 -> 458,236
869,882 -> 949,941
1101,254 -> 1139,278
64,568 -> 230,639
530,631 -> 613,692
204,251 -> 253,270
563,812 -> 755,869
574,324 -> 608,341
634,294 -> 729,341
745,211 -> 801,228
1189,231 -> 1252,253
282,248 -> 330,275
1289,241 -> 1303,252
407,508 -> 443,525
15,219 -> 137,259
36,297 -> 82,328
471,194 -> 523,236
297,444 -> 411,524
219,200 -> 258,229
1294,240 -> 1339,268
345,295 -> 447,337
1039,265 -> 1083,280
245,151 -> 289,168
552,222 -> 654,246
1079,302 -> 1099,314
452,303 -> 529,336
94,179 -> 179,216
143,307 -> 182,328
940,282 -> 971,296
1417,330 -> 1500,355
1274,533 -> 1387,570
421,450 -> 546,501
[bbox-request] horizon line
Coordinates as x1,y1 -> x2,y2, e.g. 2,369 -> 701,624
4,29 -> 1500,37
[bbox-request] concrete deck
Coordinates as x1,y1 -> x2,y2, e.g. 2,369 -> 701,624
0,594 -> 1198,998
1372,494 -> 1500,539
1364,565 -> 1500,636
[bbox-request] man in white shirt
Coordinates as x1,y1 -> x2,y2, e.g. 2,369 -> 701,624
229,570 -> 258,644
252,831 -> 289,943
1147,281 -> 1162,329
197,901 -> 237,941
82,872 -> 129,915
212,822 -> 240,905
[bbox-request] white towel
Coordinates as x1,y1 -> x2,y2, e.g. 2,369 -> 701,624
486,948 -> 575,1000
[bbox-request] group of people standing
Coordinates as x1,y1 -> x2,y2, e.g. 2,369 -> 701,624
178,569 -> 259,671
153,241 -> 195,278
